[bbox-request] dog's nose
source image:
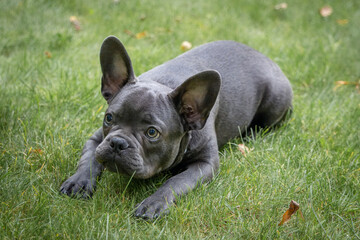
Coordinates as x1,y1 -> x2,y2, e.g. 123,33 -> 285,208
110,137 -> 129,151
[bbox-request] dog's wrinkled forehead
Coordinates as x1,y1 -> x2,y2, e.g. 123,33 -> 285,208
108,81 -> 173,120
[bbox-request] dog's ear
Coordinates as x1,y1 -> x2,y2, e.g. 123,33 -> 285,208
169,70 -> 221,130
100,36 -> 136,102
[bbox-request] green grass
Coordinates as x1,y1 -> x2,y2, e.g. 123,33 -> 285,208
1,0 -> 359,239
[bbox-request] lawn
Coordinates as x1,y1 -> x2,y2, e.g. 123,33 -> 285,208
0,0 -> 359,239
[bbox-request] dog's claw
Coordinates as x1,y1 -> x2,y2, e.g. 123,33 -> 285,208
134,196 -> 171,220
60,173 -> 95,199
59,187 -> 67,195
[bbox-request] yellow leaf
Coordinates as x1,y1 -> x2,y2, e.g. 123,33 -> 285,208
337,19 -> 349,25
135,31 -> 147,39
180,41 -> 192,51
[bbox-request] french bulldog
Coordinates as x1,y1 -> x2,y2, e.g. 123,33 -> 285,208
60,36 -> 292,219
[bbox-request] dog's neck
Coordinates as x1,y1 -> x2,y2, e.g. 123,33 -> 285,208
167,132 -> 191,170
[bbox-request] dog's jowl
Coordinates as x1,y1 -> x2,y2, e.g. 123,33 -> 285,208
60,36 -> 292,219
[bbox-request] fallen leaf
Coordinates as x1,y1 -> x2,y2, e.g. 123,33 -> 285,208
238,144 -> 250,156
29,148 -> 44,155
336,19 -> 349,25
334,80 -> 360,92
319,6 -> 333,18
274,3 -> 288,10
124,29 -> 135,37
69,16 -> 81,31
44,51 -> 52,58
180,41 -> 192,51
135,31 -> 147,39
335,80 -> 354,86
278,200 -> 302,226
124,30 -> 147,39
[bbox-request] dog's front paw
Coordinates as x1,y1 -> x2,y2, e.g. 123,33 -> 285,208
134,196 -> 172,220
60,173 -> 96,199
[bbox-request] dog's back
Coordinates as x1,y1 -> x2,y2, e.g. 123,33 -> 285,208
139,41 -> 293,146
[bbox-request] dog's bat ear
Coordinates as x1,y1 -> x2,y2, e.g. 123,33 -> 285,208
169,70 -> 221,131
100,36 -> 136,103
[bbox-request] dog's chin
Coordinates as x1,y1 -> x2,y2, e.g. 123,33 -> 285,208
103,161 -> 153,179
95,149 -> 154,179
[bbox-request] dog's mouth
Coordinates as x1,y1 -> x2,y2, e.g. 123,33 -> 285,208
95,144 -> 154,179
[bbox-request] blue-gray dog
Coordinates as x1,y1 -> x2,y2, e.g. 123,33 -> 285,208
60,36 -> 292,219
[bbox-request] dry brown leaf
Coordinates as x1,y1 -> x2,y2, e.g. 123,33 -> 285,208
334,80 -> 360,92
274,3 -> 288,10
124,29 -> 135,37
44,51 -> 52,58
69,16 -> 81,31
337,19 -> 349,25
180,41 -> 192,51
29,148 -> 44,155
278,200 -> 301,226
238,144 -> 250,156
319,6 -> 333,18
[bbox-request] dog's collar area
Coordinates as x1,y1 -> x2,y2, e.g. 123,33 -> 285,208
168,132 -> 191,170
183,137 -> 190,154
182,132 -> 191,155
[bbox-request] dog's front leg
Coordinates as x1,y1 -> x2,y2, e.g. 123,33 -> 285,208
135,158 -> 218,220
60,128 -> 104,198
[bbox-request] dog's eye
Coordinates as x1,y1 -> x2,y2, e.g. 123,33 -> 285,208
146,127 -> 160,139
104,113 -> 113,124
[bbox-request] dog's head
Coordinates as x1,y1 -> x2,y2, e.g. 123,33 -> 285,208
95,36 -> 220,179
